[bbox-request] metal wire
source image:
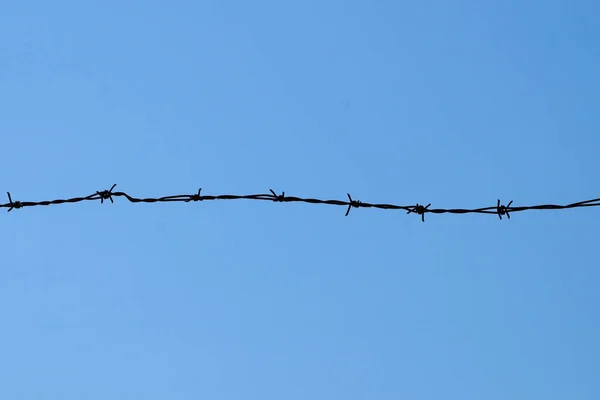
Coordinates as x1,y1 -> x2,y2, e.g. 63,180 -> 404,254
2,184 -> 599,221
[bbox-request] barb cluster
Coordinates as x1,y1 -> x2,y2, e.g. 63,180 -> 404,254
2,184 -> 599,221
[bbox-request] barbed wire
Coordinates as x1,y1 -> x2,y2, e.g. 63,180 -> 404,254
1,184 -> 599,221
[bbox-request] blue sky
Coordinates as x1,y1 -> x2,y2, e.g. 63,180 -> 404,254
1,1 -> 599,399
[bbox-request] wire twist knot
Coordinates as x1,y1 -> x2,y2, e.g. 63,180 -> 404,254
97,184 -> 117,204
6,192 -> 22,212
407,203 -> 431,222
497,199 -> 513,220
187,188 -> 203,202
345,193 -> 361,216
270,189 -> 285,202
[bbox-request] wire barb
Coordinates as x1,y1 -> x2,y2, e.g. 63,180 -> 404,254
187,188 -> 203,202
497,199 -> 513,220
345,193 -> 361,216
270,189 -> 285,202
97,184 -> 117,204
6,192 -> 22,212
407,203 -> 431,222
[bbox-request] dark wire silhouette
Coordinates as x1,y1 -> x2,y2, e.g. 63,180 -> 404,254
2,184 -> 599,221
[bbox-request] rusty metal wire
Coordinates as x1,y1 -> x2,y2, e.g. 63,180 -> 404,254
1,184 -> 599,221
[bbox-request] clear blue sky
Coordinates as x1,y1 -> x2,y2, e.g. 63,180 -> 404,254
1,1 -> 599,399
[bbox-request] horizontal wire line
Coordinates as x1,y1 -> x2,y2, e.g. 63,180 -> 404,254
1,184 -> 599,221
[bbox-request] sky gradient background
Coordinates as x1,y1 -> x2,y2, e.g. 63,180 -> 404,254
1,1 -> 599,399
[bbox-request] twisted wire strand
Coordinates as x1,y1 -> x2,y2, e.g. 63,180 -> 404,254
1,184 -> 599,221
